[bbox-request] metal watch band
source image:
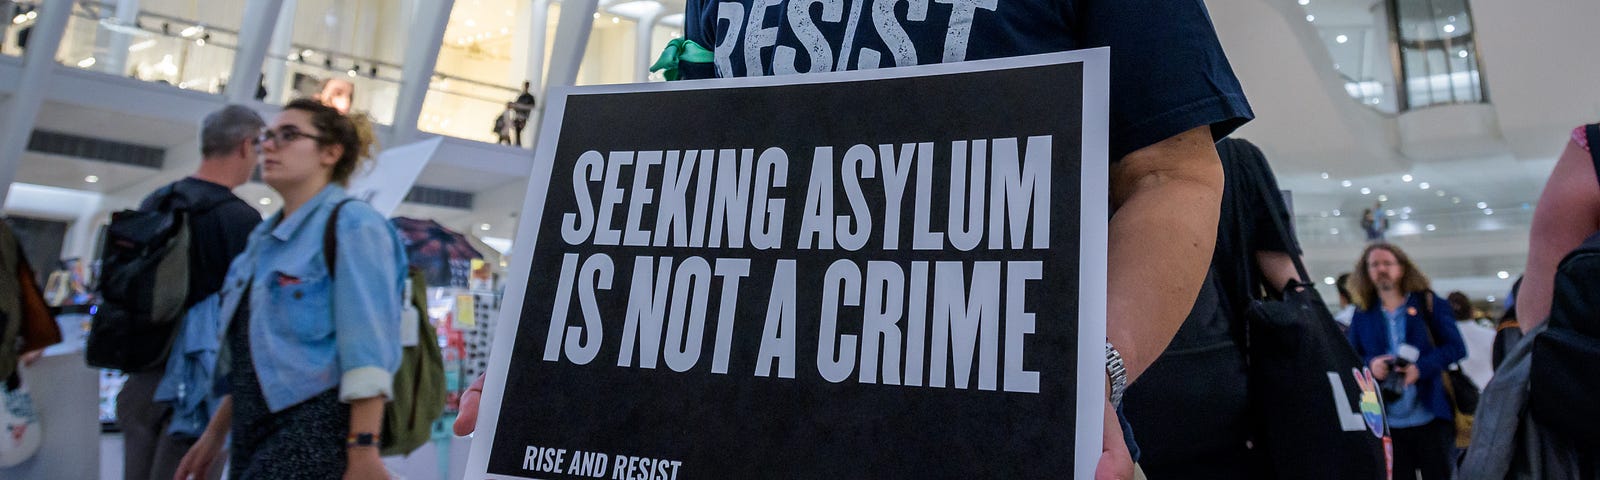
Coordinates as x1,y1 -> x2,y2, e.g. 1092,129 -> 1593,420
1106,342 -> 1128,409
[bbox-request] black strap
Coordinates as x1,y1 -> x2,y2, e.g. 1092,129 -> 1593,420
322,198 -> 358,279
1585,124 -> 1600,190
1252,170 -> 1313,294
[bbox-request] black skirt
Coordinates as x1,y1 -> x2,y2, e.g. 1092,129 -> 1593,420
226,295 -> 350,480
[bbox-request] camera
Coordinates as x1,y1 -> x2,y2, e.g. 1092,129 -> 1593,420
1379,344 -> 1420,403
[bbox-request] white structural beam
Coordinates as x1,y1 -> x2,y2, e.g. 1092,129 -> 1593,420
633,3 -> 665,83
0,1 -> 75,205
98,0 -> 140,76
261,0 -> 297,104
532,0 -> 598,137
391,0 -> 456,142
520,0 -> 551,94
226,0 -> 285,104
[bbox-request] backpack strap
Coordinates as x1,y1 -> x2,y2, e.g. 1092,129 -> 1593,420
1585,124 -> 1600,190
323,198 -> 359,280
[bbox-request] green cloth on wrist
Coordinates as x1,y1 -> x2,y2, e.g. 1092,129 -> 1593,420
649,38 -> 713,81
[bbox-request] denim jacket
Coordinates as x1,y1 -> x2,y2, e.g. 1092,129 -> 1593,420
155,294 -> 224,438
216,185 -> 407,413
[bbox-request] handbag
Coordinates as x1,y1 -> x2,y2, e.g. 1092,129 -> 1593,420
1243,189 -> 1387,479
1417,292 -> 1479,449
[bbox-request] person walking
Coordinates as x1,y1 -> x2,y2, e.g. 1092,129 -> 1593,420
173,99 -> 406,480
117,105 -> 264,480
1347,243 -> 1467,480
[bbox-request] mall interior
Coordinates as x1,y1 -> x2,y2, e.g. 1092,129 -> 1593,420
0,0 -> 1594,478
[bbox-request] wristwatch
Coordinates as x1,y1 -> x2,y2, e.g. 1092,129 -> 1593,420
1106,342 -> 1128,409
347,432 -> 380,448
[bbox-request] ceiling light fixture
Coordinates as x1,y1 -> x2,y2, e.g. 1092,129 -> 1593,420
1306,14 -> 1316,22
1341,180 -> 1353,187
1484,209 -> 1494,215
1443,24 -> 1456,33
77,57 -> 96,68
1360,187 -> 1371,195
1378,194 -> 1388,201
1497,271 -> 1510,279
1425,224 -> 1436,231
259,197 -> 273,206
85,175 -> 100,183
480,223 -> 492,231
1336,34 -> 1348,43
1477,202 -> 1488,209
1320,172 -> 1330,179
1419,182 -> 1430,190
1402,174 -> 1414,182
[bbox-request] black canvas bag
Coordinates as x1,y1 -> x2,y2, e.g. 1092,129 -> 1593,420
1243,183 -> 1386,479
87,187 -> 221,372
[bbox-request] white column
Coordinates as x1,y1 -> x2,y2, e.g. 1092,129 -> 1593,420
390,0 -> 456,142
226,0 -> 285,103
98,0 -> 140,76
633,4 -> 664,83
0,1 -> 74,205
524,0 -> 596,142
525,0 -> 550,93
261,0 -> 298,104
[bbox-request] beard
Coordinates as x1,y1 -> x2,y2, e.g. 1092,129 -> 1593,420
1375,275 -> 1396,291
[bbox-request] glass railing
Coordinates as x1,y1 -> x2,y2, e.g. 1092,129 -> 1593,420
1293,206 -> 1533,246
419,74 -> 523,146
54,1 -> 239,96
261,46 -> 402,126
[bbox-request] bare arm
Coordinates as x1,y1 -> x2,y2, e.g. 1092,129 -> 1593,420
1107,125 -> 1224,381
344,396 -> 387,479
1255,251 -> 1300,293
173,396 -> 232,480
1519,139 -> 1600,332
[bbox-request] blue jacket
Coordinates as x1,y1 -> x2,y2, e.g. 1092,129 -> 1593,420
216,185 -> 407,413
1347,291 -> 1468,423
154,294 -> 223,438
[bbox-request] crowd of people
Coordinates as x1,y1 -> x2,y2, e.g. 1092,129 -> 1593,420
0,1 -> 1590,479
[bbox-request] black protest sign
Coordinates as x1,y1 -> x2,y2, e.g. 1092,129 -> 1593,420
470,51 -> 1109,480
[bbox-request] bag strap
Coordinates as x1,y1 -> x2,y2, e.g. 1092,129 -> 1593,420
322,198 -> 359,280
1250,169 -> 1313,293
1585,124 -> 1600,190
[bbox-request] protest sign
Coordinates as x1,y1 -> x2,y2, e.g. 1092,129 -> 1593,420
468,49 -> 1109,480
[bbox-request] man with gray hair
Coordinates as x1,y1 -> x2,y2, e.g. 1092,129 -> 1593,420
116,104 -> 265,480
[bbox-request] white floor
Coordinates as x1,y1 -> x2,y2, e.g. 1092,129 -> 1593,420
99,432 -> 475,480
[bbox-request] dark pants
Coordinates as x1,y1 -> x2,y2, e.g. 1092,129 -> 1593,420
1391,419 -> 1454,480
115,371 -> 223,480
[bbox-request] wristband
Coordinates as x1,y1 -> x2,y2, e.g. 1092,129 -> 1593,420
347,432 -> 380,448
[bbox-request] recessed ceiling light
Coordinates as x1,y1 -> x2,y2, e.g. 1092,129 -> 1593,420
1378,194 -> 1388,201
612,17 -> 620,24
259,197 -> 273,205
1320,172 -> 1330,179
1452,197 -> 1461,204
1419,182 -> 1430,190
1402,174 -> 1414,182
1443,24 -> 1456,33
1437,191 -> 1446,197
1497,271 -> 1510,279
1332,209 -> 1342,216
465,19 -> 477,27
1402,207 -> 1412,213
1486,295 -> 1496,302
1324,277 -> 1336,285
1360,187 -> 1371,195
1306,14 -> 1316,22
1459,50 -> 1469,58
480,223 -> 492,231
1477,202 -> 1488,209
1336,34 -> 1348,43
84,175 -> 100,183
1341,180 -> 1353,187
1425,224 -> 1436,231
1298,0 -> 1309,5
1484,208 -> 1494,215
1330,228 -> 1340,235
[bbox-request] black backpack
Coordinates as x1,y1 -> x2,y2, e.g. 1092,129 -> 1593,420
86,186 -> 219,372
1527,124 -> 1600,449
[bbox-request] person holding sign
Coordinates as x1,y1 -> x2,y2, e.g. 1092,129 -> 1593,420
173,99 -> 408,480
460,3 -> 1252,479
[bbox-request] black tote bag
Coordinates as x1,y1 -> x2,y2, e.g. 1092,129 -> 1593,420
1243,191 -> 1387,480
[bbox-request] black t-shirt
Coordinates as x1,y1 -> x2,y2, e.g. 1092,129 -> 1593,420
684,0 -> 1254,160
139,178 -> 261,308
1213,138 -> 1300,319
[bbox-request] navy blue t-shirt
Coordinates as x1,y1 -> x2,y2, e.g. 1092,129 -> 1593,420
683,0 -> 1253,160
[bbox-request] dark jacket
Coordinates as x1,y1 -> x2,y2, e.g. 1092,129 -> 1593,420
1348,291 -> 1468,423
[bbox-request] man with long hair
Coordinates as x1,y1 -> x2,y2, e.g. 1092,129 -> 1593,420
1346,243 -> 1466,480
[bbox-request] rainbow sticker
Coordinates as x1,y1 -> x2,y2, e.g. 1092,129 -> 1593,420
1353,367 -> 1388,438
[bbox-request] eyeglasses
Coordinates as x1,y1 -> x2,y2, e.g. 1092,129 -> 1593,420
258,126 -> 327,145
